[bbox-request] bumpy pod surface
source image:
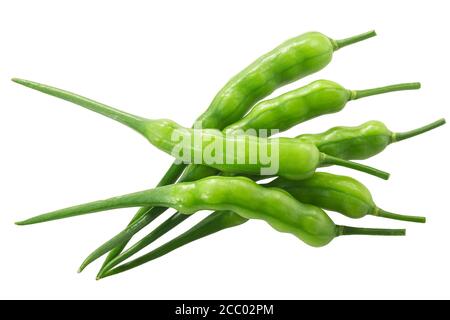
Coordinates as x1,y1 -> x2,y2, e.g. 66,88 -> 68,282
17,176 -> 338,247
197,32 -> 339,129
296,120 -> 392,160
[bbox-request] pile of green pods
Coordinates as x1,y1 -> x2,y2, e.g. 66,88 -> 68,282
13,30 -> 445,279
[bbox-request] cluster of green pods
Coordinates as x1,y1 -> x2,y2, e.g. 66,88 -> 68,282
95,120 -> 443,278
13,30 -> 445,279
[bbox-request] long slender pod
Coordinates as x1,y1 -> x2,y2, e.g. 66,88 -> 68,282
296,118 -> 445,159
16,176 -> 404,248
267,173 -> 425,222
11,78 -> 389,181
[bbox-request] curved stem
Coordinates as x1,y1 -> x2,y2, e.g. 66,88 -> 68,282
334,30 -> 377,50
393,118 -> 446,142
98,211 -> 248,279
12,77 -> 189,271
350,82 -> 421,100
89,165 -> 217,272
98,208 -> 160,272
373,208 -> 426,223
336,225 -> 406,237
99,162 -> 187,272
15,188 -> 170,226
79,206 -> 166,272
98,212 -> 190,277
11,78 -> 149,137
320,154 -> 390,180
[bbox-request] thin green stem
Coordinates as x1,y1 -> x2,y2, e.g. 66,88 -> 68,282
79,206 -> 165,272
336,225 -> 406,236
350,82 -> 421,100
320,154 -> 390,180
88,166 -> 218,272
333,30 -> 377,50
393,118 -> 446,142
11,78 -> 149,137
98,211 -> 248,279
373,208 -> 426,223
99,162 -> 187,272
15,188 -> 170,226
98,212 -> 190,278
11,77 -> 188,271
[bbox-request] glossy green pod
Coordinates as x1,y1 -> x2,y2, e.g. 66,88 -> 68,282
268,173 -> 425,222
16,176 -> 404,250
226,81 -> 420,133
11,79 -> 388,181
296,119 -> 445,160
14,177 -> 335,247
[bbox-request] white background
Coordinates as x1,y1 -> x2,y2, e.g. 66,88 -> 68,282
1,0 -> 449,299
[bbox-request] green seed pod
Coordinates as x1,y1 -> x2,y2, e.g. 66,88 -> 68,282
16,176 -> 404,250
11,79 -> 389,181
267,172 -> 425,222
296,119 -> 446,160
226,81 -> 420,133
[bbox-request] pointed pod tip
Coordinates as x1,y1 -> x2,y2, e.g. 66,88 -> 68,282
96,272 -> 109,280
11,77 -> 35,88
78,255 -> 99,273
14,218 -> 41,225
78,261 -> 88,273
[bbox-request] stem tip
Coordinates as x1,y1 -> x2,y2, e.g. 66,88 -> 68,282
334,30 -> 377,50
394,118 -> 446,142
